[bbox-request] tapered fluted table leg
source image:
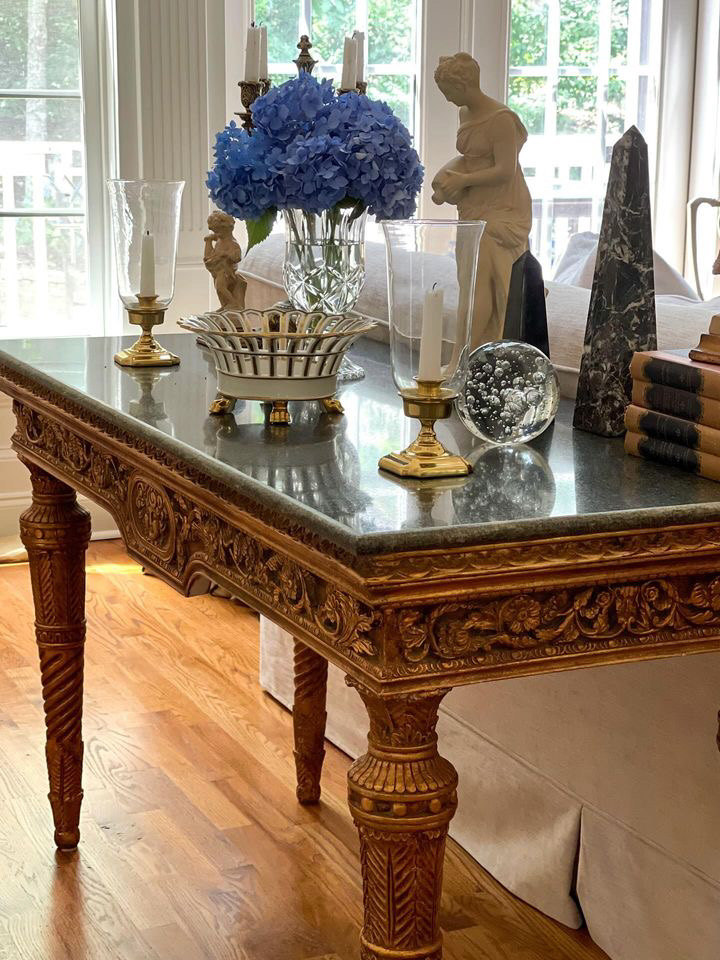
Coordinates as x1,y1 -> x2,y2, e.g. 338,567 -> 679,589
292,639 -> 328,805
19,462 -> 91,850
347,683 -> 458,960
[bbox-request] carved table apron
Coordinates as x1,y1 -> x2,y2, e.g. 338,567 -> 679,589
3,359 -> 720,960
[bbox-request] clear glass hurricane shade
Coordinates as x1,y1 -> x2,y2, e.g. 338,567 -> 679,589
107,180 -> 185,309
382,219 -> 484,394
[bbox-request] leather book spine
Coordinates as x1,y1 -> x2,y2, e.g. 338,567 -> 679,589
631,380 -> 720,427
624,404 -> 712,451
625,430 -> 720,482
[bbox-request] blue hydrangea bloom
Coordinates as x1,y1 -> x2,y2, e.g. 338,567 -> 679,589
207,74 -> 423,226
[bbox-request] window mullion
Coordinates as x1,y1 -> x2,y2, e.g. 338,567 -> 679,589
0,89 -> 81,100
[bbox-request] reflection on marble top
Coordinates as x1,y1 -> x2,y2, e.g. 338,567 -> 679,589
1,334 -> 720,555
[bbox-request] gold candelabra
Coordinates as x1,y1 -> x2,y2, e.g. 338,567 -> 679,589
114,296 -> 180,368
238,34 -> 369,131
379,382 -> 471,479
236,78 -> 271,133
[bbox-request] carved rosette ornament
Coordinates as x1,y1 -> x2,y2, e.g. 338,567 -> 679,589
347,683 -> 458,960
292,640 -> 329,804
19,461 -> 91,850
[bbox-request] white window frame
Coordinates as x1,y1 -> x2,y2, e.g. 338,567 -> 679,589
0,0 -> 117,335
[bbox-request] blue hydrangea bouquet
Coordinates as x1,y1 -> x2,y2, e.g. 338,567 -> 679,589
207,72 -> 424,252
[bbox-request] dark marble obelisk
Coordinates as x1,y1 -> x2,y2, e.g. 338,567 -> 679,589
503,250 -> 550,357
573,126 -> 657,436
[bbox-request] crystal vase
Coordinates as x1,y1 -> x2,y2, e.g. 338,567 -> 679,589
283,206 -> 368,382
283,206 -> 367,312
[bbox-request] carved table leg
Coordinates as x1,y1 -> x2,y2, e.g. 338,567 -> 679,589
293,639 -> 328,805
347,684 -> 458,960
19,462 -> 91,850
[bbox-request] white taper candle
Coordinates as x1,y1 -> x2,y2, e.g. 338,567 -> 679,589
417,286 -> 444,382
139,230 -> 156,298
244,26 -> 261,82
341,36 -> 358,90
352,30 -> 365,84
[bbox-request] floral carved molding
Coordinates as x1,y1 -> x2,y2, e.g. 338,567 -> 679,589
389,576 -> 720,677
12,401 -> 378,667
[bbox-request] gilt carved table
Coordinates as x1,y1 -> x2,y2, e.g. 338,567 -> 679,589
2,335 -> 720,960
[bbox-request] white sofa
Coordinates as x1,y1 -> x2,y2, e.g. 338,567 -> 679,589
242,234 -> 720,960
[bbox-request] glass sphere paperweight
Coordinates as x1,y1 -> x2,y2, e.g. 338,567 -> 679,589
456,340 -> 560,444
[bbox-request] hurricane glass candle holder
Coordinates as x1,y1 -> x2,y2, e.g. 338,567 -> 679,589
379,219 -> 484,478
107,179 -> 185,367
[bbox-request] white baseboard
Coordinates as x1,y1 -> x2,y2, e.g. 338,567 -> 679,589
0,493 -> 119,542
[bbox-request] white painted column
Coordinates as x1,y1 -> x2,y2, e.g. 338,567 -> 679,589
116,0 -> 228,327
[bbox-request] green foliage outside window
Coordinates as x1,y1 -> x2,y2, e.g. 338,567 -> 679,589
311,0 -> 355,64
254,0 -> 298,64
509,0 -> 548,66
368,0 -> 413,64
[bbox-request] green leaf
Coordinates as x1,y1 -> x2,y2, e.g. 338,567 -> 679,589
246,210 -> 277,252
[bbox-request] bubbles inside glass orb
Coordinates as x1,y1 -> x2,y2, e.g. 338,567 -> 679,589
456,340 -> 560,444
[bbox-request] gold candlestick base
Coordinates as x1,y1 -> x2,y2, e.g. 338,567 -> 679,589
114,296 -> 180,368
379,383 -> 471,479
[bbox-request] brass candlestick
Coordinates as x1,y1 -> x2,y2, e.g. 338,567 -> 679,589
237,78 -> 271,133
114,296 -> 180,368
379,381 -> 471,479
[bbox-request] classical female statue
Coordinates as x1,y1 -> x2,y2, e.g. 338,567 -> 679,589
432,53 -> 532,347
203,210 -> 247,310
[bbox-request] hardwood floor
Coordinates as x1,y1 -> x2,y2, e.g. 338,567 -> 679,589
0,540 -> 609,960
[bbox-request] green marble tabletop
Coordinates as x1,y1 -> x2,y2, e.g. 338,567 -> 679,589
1,333 -> 720,555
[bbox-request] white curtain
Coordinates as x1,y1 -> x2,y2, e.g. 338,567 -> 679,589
686,0 -> 720,295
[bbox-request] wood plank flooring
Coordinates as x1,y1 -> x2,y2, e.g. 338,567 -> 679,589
0,540 -> 609,960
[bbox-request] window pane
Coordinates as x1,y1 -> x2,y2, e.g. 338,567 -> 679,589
611,0 -> 629,65
372,74 -> 411,128
0,215 -> 89,336
509,0 -> 548,67
0,0 -> 80,91
368,0 -> 413,64
559,0 -> 598,66
556,77 -> 596,133
0,96 -> 82,141
312,0 -> 355,66
255,0 -> 300,66
508,76 -> 545,135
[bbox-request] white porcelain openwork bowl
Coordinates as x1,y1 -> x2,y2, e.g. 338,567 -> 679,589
179,308 -> 375,402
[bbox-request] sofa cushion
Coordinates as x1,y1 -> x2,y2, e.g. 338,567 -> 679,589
553,230 -> 700,300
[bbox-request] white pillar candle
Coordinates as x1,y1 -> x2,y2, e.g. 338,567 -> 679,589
352,30 -> 365,84
259,26 -> 268,79
417,286 -> 444,382
244,26 -> 261,82
340,36 -> 358,90
139,230 -> 156,298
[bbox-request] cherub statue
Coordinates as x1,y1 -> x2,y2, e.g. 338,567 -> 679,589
432,53 -> 532,347
203,210 -> 247,310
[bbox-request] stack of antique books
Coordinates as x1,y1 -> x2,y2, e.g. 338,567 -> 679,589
624,348 -> 720,481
